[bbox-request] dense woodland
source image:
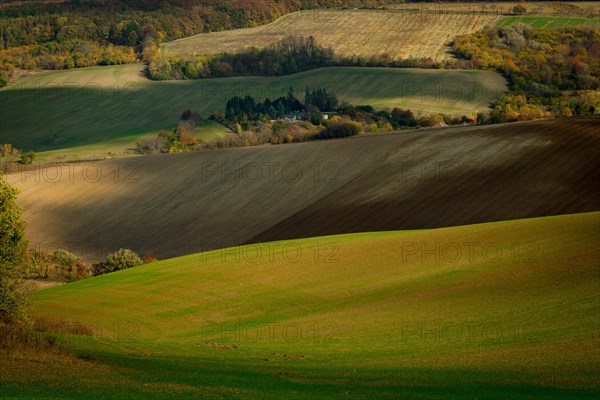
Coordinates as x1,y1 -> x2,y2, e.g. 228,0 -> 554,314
0,0 -> 573,86
454,23 -> 600,121
0,0 -> 598,125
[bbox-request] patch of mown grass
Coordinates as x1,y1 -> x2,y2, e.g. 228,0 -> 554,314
497,16 -> 600,29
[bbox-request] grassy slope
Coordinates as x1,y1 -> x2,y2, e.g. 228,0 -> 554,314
497,16 -> 600,29
0,64 -> 506,161
2,213 -> 597,399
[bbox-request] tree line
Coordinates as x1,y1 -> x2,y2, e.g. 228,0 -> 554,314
136,85 -> 478,155
222,88 -> 473,129
224,87 -> 328,122
0,0 -> 403,87
148,36 -> 334,80
147,33 -> 467,81
1,0 -> 532,86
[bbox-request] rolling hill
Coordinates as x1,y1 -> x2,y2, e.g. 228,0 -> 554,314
6,116 -> 599,263
3,212 -> 597,399
161,10 -> 598,61
0,65 -> 506,161
161,10 -> 501,61
1,3 -> 599,400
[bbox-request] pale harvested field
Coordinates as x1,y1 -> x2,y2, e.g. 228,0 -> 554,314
7,117 -> 599,262
162,10 -> 501,61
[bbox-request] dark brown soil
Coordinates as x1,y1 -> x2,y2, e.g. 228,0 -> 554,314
247,117 -> 600,244
8,117 -> 599,261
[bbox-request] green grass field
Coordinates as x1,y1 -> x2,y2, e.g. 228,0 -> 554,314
497,16 -> 600,29
2,213 -> 597,399
0,64 -> 506,161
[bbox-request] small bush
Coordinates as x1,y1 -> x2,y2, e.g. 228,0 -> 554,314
52,249 -> 77,271
74,261 -> 92,280
104,248 -> 143,274
92,261 -> 108,276
136,136 -> 167,154
180,109 -> 201,126
20,151 -> 36,164
142,254 -> 158,263
27,249 -> 53,279
50,249 -> 77,281
0,71 -> 7,88
315,122 -> 361,140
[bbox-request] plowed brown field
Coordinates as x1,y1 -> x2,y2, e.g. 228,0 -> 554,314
6,117 -> 599,261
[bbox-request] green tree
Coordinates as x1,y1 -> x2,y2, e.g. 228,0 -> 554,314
0,177 -> 28,322
0,71 -> 7,88
104,248 -> 142,274
20,151 -> 36,165
0,144 -> 22,173
51,249 -> 77,280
